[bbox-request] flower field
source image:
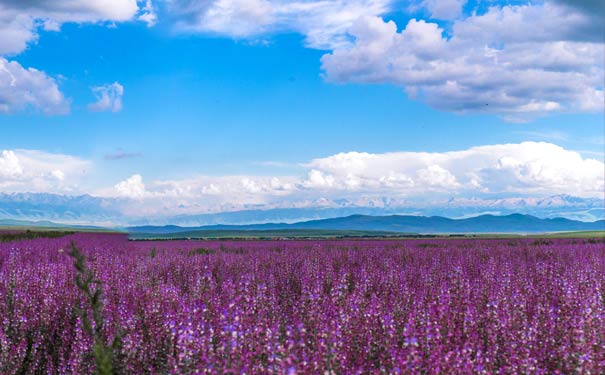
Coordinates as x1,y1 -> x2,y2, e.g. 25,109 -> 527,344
1,233 -> 604,374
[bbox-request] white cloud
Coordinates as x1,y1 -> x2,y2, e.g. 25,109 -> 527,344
1,0 -> 601,120
167,0 -> 391,49
103,174 -> 300,215
0,57 -> 69,114
417,165 -> 460,188
3,142 -> 603,215
164,0 -> 602,118
303,169 -> 336,188
99,142 -> 605,216
88,82 -> 124,112
2,0 -> 599,119
138,0 -> 157,27
114,174 -> 147,199
0,1 -> 145,116
0,0 -> 141,55
303,142 -> 604,197
0,9 -> 36,55
51,169 -> 65,181
321,2 -> 604,118
0,150 -> 23,178
0,149 -> 91,193
196,0 -> 275,37
423,0 -> 466,20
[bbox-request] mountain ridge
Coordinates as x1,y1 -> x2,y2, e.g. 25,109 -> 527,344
127,213 -> 605,235
1,192 -> 603,225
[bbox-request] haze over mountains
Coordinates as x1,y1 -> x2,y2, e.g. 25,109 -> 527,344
0,192 -> 603,227
129,214 -> 605,236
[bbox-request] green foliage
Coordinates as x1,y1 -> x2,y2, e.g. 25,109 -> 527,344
531,239 -> 553,246
417,243 -> 440,248
0,230 -> 74,242
68,241 -> 121,375
188,247 -> 215,256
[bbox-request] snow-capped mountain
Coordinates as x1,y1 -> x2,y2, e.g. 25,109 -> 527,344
0,193 -> 123,225
0,192 -> 602,226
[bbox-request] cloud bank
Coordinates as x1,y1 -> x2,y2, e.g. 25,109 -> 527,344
7,141 -> 601,208
0,0 -> 143,115
2,141 -> 601,201
0,149 -> 91,193
321,3 -> 604,120
1,142 -> 602,217
166,0 -> 392,49
0,0 -> 140,55
0,57 -> 69,114
302,142 -> 603,197
99,142 -> 605,212
163,0 -> 604,119
0,1 -> 602,118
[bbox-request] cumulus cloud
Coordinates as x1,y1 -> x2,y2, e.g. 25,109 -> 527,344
88,82 -> 124,112
423,0 -> 466,20
0,9 -> 36,55
0,149 -> 91,193
138,0 -> 157,27
111,174 -> 297,200
163,0 -> 602,118
303,142 -> 604,197
0,57 -> 69,114
167,0 -> 391,49
0,150 -> 23,178
2,0 -> 599,119
97,142 -> 605,217
549,0 -> 605,28
3,143 -> 603,215
103,174 -> 300,215
321,2 -> 604,119
0,1 -> 144,116
114,174 -> 147,199
0,0 -> 141,55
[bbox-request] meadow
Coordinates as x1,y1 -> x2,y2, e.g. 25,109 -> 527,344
0,233 -> 604,374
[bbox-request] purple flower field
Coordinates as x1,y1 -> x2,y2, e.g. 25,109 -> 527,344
1,233 -> 604,374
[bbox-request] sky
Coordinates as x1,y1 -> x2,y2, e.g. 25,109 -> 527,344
0,0 -> 604,220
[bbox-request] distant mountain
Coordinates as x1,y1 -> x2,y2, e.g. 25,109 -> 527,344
131,229 -> 403,239
0,218 -> 110,231
0,193 -> 122,224
128,214 -> 605,235
1,192 -> 603,226
156,194 -> 605,226
0,218 -> 65,227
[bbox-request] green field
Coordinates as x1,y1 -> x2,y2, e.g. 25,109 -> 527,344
530,230 -> 605,238
128,229 -> 406,240
0,230 -> 75,242
2,225 -> 603,241
129,229 -> 605,240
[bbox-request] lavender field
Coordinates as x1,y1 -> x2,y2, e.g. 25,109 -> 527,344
1,233 -> 604,374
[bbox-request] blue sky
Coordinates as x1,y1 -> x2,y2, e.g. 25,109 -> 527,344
0,0 -> 603,219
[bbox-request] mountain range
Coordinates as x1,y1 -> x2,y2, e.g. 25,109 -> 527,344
129,213 -> 604,236
0,193 -> 603,226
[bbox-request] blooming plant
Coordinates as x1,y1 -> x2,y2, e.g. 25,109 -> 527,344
0,233 -> 604,374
